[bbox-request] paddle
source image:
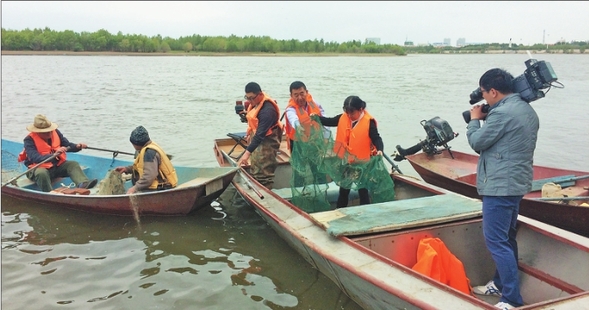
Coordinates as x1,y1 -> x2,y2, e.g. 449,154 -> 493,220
383,153 -> 404,175
238,167 -> 265,200
227,154 -> 264,199
531,174 -> 589,192
87,146 -> 174,160
2,149 -> 67,188
532,196 -> 589,202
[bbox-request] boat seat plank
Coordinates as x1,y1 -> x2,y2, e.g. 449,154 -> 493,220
310,194 -> 482,237
177,177 -> 211,188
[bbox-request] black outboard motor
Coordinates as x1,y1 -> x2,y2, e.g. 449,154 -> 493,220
393,117 -> 458,161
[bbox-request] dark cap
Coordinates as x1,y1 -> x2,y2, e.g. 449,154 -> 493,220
130,126 -> 150,146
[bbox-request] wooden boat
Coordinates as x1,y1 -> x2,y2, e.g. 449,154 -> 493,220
405,150 -> 589,237
213,133 -> 589,309
1,139 -> 238,216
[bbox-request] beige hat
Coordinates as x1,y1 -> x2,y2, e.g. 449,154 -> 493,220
26,114 -> 58,133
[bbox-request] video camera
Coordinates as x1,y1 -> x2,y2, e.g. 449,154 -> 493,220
235,100 -> 248,123
393,116 -> 458,161
462,57 -> 562,123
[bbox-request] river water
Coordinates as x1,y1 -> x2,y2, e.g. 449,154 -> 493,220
2,54 -> 588,309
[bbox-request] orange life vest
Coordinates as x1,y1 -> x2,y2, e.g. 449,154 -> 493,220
18,131 -> 67,169
334,111 -> 376,161
245,92 -> 284,138
284,93 -> 323,145
411,237 -> 473,295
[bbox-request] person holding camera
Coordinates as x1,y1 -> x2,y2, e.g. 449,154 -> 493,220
236,82 -> 283,190
467,68 -> 539,310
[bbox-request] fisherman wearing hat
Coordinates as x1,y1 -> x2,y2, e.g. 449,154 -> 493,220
18,114 -> 98,192
115,126 -> 178,194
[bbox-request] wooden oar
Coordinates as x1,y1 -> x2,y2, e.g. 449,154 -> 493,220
226,154 -> 264,199
238,167 -> 265,200
2,150 -> 64,188
87,146 -> 174,160
532,196 -> 589,201
531,174 -> 589,192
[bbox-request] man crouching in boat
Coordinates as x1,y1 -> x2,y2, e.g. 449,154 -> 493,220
115,126 -> 178,194
18,114 -> 98,192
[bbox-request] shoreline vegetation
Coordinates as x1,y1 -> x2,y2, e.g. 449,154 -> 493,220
2,28 -> 588,56
2,50 -> 588,57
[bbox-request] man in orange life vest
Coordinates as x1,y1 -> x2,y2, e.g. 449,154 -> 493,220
315,96 -> 384,208
236,82 -> 283,189
284,81 -> 329,151
115,126 -> 178,194
18,114 -> 97,192
284,80 -> 330,184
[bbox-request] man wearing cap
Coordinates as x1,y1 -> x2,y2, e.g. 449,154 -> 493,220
18,114 -> 97,192
115,126 -> 178,194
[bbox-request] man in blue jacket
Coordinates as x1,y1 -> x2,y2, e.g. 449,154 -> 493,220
467,69 -> 539,310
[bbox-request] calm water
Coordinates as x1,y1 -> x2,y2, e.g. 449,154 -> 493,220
2,54 -> 588,309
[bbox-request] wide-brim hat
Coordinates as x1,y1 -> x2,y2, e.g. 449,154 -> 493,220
26,114 -> 58,133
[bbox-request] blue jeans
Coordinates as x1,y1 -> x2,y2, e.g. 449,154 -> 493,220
482,195 -> 524,307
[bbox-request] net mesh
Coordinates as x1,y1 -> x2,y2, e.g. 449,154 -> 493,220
289,115 -> 395,213
2,150 -> 24,183
96,170 -> 126,195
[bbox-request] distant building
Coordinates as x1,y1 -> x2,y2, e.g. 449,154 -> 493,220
404,40 -> 414,46
456,38 -> 466,47
443,38 -> 451,46
365,37 -> 381,45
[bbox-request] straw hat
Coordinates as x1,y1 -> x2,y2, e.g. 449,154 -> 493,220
26,114 -> 58,133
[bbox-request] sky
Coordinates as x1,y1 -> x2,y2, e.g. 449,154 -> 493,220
2,1 -> 588,46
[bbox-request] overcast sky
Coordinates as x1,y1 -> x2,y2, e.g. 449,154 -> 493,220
2,1 -> 588,46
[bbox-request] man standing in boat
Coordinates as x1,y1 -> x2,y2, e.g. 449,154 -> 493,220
284,81 -> 330,186
115,126 -> 178,194
467,68 -> 539,310
18,114 -> 98,192
236,82 -> 283,190
284,81 -> 329,151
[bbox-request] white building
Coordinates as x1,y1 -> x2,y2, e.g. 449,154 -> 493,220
365,37 -> 381,45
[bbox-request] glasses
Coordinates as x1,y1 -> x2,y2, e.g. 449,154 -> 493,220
244,93 -> 259,101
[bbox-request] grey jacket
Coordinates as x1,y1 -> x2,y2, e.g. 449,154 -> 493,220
466,93 -> 539,196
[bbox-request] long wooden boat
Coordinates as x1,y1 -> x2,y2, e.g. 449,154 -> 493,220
213,133 -> 589,309
2,139 -> 238,216
405,150 -> 589,237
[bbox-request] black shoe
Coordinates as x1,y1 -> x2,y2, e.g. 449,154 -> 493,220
78,179 -> 98,189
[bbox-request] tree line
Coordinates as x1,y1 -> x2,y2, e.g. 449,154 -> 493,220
405,41 -> 588,54
1,27 -> 407,55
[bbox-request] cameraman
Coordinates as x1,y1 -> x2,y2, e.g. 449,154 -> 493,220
467,68 -> 539,310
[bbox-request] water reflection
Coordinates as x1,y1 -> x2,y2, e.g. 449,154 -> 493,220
1,186 -> 360,309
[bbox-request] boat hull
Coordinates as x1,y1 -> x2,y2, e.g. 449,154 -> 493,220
406,150 -> 589,237
213,136 -> 589,309
2,139 -> 238,216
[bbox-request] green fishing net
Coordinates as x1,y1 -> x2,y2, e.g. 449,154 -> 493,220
289,115 -> 395,213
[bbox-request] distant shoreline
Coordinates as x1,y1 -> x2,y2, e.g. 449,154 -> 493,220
0,50 -> 401,57
1,50 -> 586,56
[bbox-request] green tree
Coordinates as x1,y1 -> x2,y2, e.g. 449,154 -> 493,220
183,42 -> 193,52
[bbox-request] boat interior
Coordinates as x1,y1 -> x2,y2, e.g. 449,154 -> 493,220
216,134 -> 589,307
